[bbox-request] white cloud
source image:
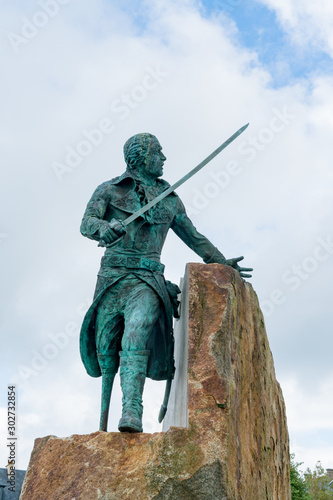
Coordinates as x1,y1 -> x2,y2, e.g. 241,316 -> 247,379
282,376 -> 333,432
284,376 -> 333,470
257,0 -> 333,56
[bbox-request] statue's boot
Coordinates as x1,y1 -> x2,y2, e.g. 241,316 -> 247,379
118,350 -> 149,433
98,353 -> 119,432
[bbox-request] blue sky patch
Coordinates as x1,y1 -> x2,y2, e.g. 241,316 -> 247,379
200,0 -> 333,87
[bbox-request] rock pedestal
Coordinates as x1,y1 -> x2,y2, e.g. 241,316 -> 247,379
20,264 -> 291,500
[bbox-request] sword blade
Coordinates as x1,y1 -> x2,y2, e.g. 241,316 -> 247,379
123,123 -> 249,226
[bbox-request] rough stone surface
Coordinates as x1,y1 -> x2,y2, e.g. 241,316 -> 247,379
20,263 -> 291,500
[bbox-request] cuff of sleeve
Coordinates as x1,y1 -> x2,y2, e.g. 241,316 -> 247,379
204,247 -> 226,265
80,218 -> 110,241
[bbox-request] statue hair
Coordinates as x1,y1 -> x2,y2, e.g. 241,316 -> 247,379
124,133 -> 157,171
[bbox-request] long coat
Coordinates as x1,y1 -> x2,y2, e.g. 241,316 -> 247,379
79,171 -> 226,381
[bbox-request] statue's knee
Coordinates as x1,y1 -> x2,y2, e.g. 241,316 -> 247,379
121,330 -> 147,351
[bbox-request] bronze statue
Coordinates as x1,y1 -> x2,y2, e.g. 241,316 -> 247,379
79,132 -> 252,433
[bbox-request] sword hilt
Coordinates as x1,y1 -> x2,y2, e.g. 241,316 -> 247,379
98,219 -> 126,248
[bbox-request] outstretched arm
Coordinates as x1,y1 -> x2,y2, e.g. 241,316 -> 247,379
171,210 -> 252,279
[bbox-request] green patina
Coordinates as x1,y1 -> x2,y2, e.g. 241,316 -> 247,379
79,132 -> 252,433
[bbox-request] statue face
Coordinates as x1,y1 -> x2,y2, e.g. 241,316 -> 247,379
143,138 -> 166,179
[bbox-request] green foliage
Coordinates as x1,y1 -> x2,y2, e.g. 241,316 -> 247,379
305,462 -> 333,500
290,454 -> 333,500
290,453 -> 310,500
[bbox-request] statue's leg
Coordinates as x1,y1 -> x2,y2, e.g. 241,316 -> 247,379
118,283 -> 161,433
98,353 -> 118,432
95,297 -> 123,432
118,350 -> 150,432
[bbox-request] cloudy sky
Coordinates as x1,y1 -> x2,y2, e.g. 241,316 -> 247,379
1,0 -> 333,473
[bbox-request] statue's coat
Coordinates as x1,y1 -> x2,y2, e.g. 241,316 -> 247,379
80,171 -> 226,381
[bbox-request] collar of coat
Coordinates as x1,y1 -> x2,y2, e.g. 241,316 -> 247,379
107,170 -> 176,219
110,170 -> 171,191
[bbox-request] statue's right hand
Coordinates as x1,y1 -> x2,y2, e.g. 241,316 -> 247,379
100,219 -> 126,245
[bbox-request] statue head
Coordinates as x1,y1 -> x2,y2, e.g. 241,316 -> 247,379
124,133 -> 166,179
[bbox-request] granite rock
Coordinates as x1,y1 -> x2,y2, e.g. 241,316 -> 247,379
20,263 -> 290,500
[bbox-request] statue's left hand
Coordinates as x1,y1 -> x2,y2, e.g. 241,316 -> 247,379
225,256 -> 253,279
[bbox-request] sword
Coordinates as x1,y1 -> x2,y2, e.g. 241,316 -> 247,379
99,123 -> 249,247
158,378 -> 172,424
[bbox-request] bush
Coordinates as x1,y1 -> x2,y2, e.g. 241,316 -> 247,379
305,462 -> 333,500
290,453 -> 310,500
